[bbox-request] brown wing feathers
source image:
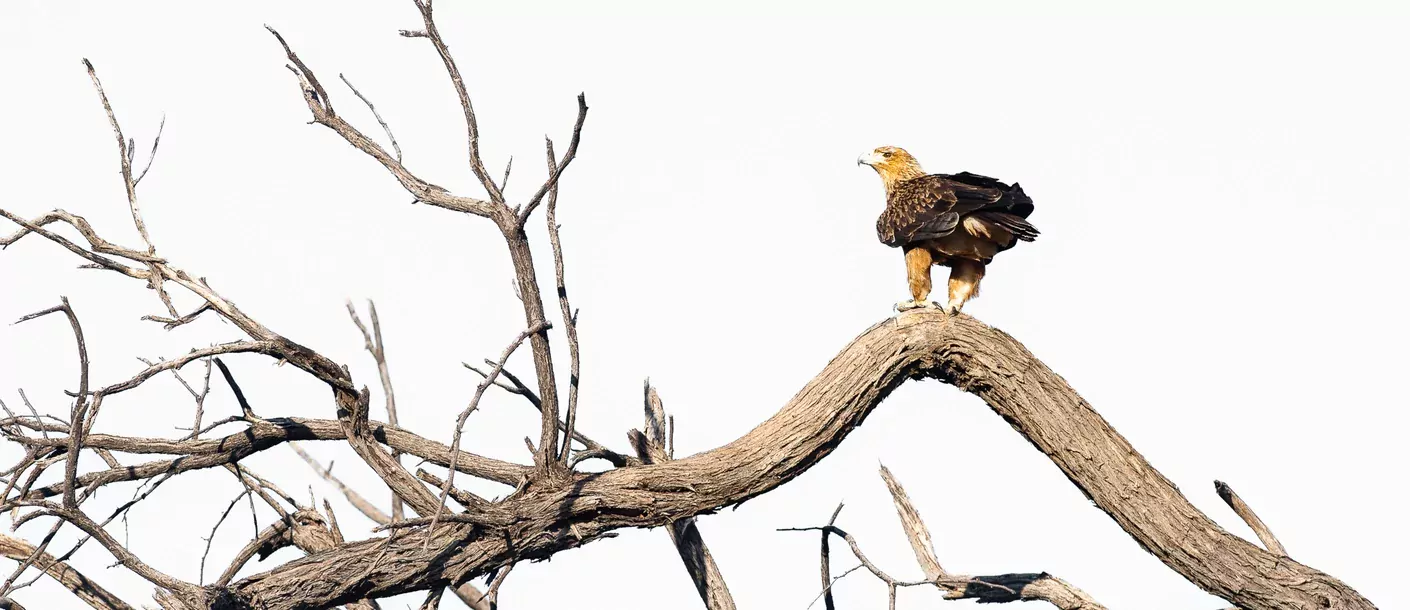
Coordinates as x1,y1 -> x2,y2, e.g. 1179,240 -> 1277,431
877,173 -> 1037,248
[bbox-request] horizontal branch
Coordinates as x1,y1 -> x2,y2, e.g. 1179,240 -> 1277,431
5,417 -> 526,504
208,312 -> 1372,610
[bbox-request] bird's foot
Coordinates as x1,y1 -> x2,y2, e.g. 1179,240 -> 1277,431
942,300 -> 964,315
895,300 -> 942,312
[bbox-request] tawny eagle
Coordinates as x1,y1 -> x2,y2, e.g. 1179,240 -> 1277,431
858,146 -> 1037,314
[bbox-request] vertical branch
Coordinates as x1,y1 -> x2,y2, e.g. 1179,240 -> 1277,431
14,300 -> 88,509
82,59 -> 177,318
408,0 -> 502,203
544,140 -> 581,465
631,384 -> 736,610
348,301 -> 403,521
820,503 -> 844,610
82,60 -> 148,252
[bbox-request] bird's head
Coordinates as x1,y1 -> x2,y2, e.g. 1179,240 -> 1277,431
856,146 -> 925,189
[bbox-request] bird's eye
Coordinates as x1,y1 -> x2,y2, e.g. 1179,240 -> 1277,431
882,152 -> 892,158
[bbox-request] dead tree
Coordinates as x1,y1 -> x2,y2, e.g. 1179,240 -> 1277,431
0,3 -> 1377,609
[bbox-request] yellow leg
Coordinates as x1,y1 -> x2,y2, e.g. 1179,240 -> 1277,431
945,259 -> 985,314
899,248 -> 938,310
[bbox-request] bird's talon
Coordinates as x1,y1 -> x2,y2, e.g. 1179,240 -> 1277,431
896,300 -> 944,312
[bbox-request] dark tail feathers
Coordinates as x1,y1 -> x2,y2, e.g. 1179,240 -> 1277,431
983,212 -> 1040,242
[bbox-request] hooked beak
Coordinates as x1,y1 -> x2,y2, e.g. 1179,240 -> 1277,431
856,151 -> 880,167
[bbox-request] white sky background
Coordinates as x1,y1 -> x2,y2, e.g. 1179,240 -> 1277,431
2,1 -> 1408,608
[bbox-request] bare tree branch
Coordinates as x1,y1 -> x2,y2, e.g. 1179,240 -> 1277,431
431,321 -> 549,537
338,74 -> 401,163
518,96 -> 589,226
0,209 -> 152,279
82,59 -> 151,254
264,26 -> 497,217
462,362 -> 631,468
82,59 -> 180,319
197,313 -> 1371,610
3,416 -> 525,506
1215,480 -> 1288,557
347,301 -> 403,521
544,140 -> 583,466
878,464 -> 944,581
0,533 -> 134,610
290,443 -> 389,525
15,298 -> 90,511
14,502 -> 199,602
819,502 -> 844,610
267,19 -> 569,481
0,7 -> 1378,610
414,470 -> 484,510
877,464 -> 1105,608
406,0 -> 502,203
133,114 -> 165,187
631,384 -> 735,610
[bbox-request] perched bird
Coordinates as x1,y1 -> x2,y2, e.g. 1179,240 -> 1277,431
858,146 -> 1037,314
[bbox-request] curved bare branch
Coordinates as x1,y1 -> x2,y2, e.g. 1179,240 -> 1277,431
204,312 -> 1372,610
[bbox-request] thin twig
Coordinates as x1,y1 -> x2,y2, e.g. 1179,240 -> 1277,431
462,362 -> 630,468
821,502 -> 844,610
290,443 -> 389,525
415,470 -> 485,510
339,74 -> 401,163
518,95 -> 589,225
133,114 -> 165,186
430,321 -> 549,541
82,59 -> 150,253
13,502 -> 198,599
200,490 -> 251,584
409,0 -> 503,203
476,561 -> 514,608
808,564 -> 863,610
348,300 -> 403,522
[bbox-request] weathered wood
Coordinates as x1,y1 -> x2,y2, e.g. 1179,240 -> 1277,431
209,311 -> 1373,610
0,534 -> 134,610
